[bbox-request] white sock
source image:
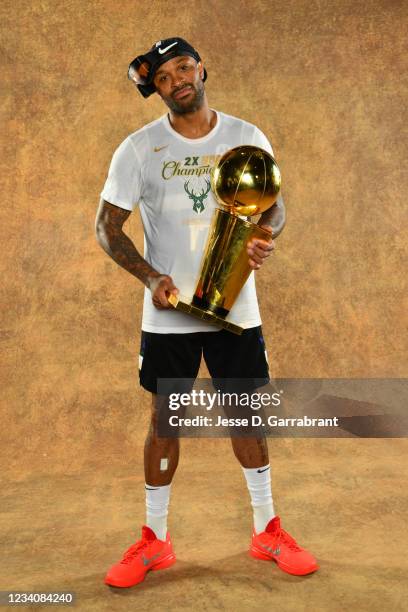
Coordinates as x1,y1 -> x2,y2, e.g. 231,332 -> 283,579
145,483 -> 171,541
241,464 -> 275,534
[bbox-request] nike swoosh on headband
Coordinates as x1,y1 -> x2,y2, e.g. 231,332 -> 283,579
158,42 -> 178,54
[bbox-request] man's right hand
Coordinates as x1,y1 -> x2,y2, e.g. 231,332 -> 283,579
148,274 -> 179,309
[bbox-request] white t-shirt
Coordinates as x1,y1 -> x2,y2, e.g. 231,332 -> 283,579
101,110 -> 274,334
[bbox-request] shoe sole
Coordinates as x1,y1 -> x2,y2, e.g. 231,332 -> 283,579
250,546 -> 319,576
104,553 -> 177,588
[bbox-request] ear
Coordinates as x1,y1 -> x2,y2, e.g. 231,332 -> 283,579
197,60 -> 205,80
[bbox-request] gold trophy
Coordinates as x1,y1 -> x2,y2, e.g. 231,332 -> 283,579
169,145 -> 281,334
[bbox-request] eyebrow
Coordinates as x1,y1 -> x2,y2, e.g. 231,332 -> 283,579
155,56 -> 193,76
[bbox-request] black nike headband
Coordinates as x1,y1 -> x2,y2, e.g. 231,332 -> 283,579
127,37 -> 207,98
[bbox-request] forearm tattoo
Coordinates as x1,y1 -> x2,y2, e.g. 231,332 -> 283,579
95,200 -> 159,287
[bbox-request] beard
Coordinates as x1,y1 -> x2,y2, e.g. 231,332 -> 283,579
162,80 -> 205,115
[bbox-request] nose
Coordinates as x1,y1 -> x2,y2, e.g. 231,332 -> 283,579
171,73 -> 186,89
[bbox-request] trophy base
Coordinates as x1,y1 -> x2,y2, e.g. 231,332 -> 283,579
168,294 -> 243,335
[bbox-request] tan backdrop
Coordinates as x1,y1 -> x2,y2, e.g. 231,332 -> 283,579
1,0 -> 407,470
1,2 -> 408,609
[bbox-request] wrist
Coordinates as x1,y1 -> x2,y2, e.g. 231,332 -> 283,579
145,271 -> 163,289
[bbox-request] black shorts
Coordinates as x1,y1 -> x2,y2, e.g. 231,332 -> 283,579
139,326 -> 270,394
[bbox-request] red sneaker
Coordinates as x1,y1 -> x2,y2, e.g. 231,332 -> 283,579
104,526 -> 176,587
250,516 -> 318,576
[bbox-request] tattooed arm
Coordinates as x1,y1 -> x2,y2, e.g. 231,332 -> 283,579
95,199 -> 178,308
246,194 -> 286,270
257,193 -> 286,239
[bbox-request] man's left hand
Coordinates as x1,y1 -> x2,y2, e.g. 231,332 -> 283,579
246,225 -> 275,270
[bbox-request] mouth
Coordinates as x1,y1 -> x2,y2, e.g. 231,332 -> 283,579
173,86 -> 193,100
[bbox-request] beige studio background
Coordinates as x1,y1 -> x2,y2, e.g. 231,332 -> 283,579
1,0 -> 407,609
2,0 -> 406,471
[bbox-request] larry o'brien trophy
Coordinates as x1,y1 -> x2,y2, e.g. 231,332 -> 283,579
168,145 -> 281,335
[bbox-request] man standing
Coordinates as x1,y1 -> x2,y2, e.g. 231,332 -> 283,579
96,37 -> 318,588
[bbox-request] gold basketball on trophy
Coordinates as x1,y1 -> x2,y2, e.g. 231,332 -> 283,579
212,145 -> 281,216
169,145 -> 281,334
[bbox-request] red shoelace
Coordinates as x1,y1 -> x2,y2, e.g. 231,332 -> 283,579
120,539 -> 150,564
277,528 -> 302,552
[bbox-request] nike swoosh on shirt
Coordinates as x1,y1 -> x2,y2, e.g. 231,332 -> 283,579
158,42 -> 178,54
154,145 -> 168,152
257,467 -> 270,473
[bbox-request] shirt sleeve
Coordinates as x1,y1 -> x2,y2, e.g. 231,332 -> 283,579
251,126 -> 275,157
100,137 -> 142,211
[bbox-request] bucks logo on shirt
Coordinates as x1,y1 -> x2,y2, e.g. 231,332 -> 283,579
183,178 -> 211,213
161,154 -> 214,214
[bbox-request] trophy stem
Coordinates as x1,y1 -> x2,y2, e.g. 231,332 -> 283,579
193,209 -> 271,317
